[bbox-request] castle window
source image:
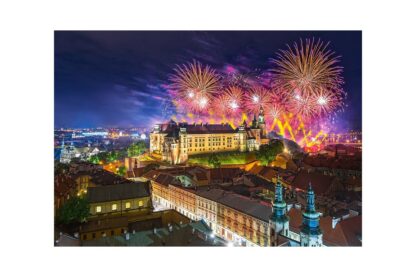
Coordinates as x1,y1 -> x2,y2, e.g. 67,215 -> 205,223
111,204 -> 117,211
96,206 -> 102,213
125,202 -> 131,209
138,200 -> 143,207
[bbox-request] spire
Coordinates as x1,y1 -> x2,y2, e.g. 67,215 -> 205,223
271,175 -> 288,222
306,182 -> 316,213
301,181 -> 321,238
275,176 -> 283,203
258,106 -> 265,124
259,105 -> 264,115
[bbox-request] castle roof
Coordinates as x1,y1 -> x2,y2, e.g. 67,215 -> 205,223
158,121 -> 240,136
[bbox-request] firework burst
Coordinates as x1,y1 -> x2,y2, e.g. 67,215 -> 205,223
311,87 -> 343,116
244,86 -> 272,115
212,93 -> 230,115
271,38 -> 344,119
222,86 -> 244,114
170,60 -> 220,113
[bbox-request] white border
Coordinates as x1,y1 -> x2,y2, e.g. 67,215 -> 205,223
1,0 -> 416,276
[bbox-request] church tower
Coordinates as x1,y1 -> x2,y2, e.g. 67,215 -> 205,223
300,183 -> 323,247
269,176 -> 289,246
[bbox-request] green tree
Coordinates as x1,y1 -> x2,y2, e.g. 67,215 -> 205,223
88,155 -> 100,164
107,150 -> 118,162
117,165 -> 127,176
96,152 -> 108,163
208,153 -> 221,168
56,196 -> 90,225
127,141 -> 146,157
256,140 -> 284,165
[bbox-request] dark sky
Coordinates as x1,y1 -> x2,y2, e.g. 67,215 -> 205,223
55,31 -> 361,130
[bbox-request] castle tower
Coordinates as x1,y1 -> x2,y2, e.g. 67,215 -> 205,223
258,106 -> 267,138
238,123 -> 247,152
269,176 -> 289,246
258,106 -> 265,124
251,114 -> 258,128
179,127 -> 188,163
300,183 -> 323,247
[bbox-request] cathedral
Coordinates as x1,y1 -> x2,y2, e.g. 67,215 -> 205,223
150,107 -> 269,164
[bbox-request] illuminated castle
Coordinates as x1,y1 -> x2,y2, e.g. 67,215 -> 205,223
150,107 -> 269,164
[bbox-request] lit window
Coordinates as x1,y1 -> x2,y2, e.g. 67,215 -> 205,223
138,200 -> 143,207
112,204 -> 117,211
96,206 -> 102,213
125,202 -> 131,209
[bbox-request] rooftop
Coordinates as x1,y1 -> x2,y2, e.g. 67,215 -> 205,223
81,220 -> 221,246
196,188 -> 272,222
86,181 -> 150,203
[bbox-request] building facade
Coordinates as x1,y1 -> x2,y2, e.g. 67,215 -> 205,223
86,182 -> 152,217
150,108 -> 269,164
60,140 -> 100,164
149,171 -> 332,247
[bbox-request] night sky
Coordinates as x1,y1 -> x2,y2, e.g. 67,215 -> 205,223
55,31 -> 361,130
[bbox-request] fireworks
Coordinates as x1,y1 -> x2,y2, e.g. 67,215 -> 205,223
222,86 -> 244,114
312,87 -> 342,116
244,86 -> 271,115
170,60 -> 220,113
271,38 -> 344,120
165,38 -> 346,145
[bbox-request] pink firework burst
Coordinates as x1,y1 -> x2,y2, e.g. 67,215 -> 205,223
222,86 -> 244,114
212,93 -> 230,117
311,87 -> 343,117
243,86 -> 272,115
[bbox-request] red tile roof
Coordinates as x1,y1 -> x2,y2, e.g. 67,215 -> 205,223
290,170 -> 334,195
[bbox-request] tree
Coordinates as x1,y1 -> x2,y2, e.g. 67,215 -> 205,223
56,196 -> 90,225
96,152 -> 108,163
208,153 -> 221,168
88,155 -> 100,164
107,150 -> 118,162
256,140 -> 284,165
127,141 -> 146,157
117,165 -> 127,177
